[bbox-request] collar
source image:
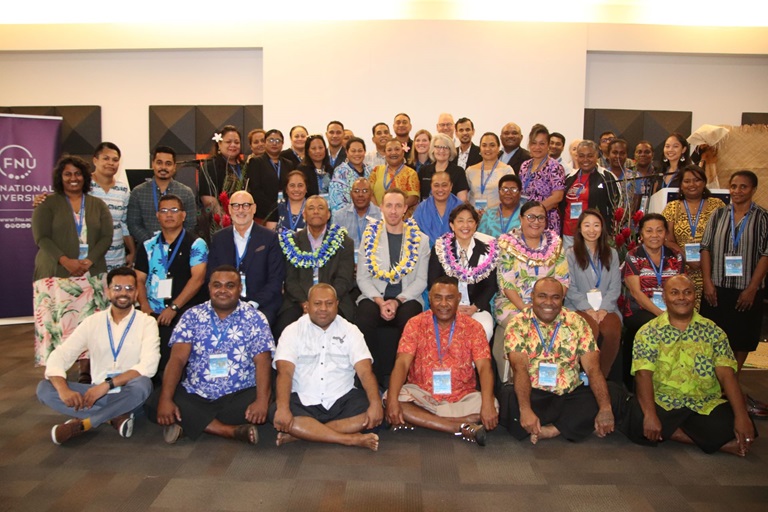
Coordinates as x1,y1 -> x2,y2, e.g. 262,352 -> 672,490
108,305 -> 136,325
308,227 -> 327,249
233,221 -> 254,242
207,300 -> 242,321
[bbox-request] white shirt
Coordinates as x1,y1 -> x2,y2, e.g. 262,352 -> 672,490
274,314 -> 371,409
233,222 -> 254,261
457,147 -> 470,169
500,147 -> 519,165
45,307 -> 160,384
364,151 -> 386,169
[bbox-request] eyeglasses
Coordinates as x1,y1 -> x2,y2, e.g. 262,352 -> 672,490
500,187 -> 519,193
230,202 -> 253,210
434,145 -> 450,151
267,138 -> 283,144
352,188 -> 370,194
110,284 -> 135,292
437,123 -> 453,128
524,214 -> 546,222
600,137 -> 614,143
158,207 -> 182,214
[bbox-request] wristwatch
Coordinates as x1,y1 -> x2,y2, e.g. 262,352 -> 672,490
169,303 -> 179,312
105,377 -> 115,390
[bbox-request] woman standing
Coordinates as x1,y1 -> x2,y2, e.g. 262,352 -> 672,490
277,170 -> 310,233
32,156 -> 113,373
328,137 -> 371,213
493,201 -> 569,382
369,138 -> 420,217
418,133 -> 469,202
245,128 -> 296,229
701,171 -> 768,417
246,128 -> 266,161
564,209 -> 622,377
662,164 -> 725,309
518,124 -> 566,233
465,133 -> 513,212
280,125 -> 308,167
298,134 -> 333,196
407,129 -> 432,174
659,133 -> 690,188
198,125 -> 246,216
429,204 -> 499,341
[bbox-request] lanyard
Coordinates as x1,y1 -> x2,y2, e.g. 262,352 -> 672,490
230,162 -> 242,180
355,206 -> 370,242
106,310 -> 136,364
433,315 -> 456,363
588,252 -> 602,288
683,200 -> 704,239
573,170 -> 589,198
523,158 -> 548,191
271,159 -> 281,181
383,163 -> 405,191
661,170 -> 678,189
209,309 -> 230,344
499,205 -> 519,234
532,318 -> 561,356
730,203 -> 751,251
151,183 -> 167,212
480,160 -> 499,195
644,245 -> 665,288
71,194 -> 85,238
234,230 -> 252,269
158,229 -> 186,273
289,200 -> 306,231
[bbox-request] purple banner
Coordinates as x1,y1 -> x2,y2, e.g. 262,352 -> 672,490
0,114 -> 61,318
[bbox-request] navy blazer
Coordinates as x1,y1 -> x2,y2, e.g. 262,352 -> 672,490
499,147 -> 531,173
207,223 -> 286,325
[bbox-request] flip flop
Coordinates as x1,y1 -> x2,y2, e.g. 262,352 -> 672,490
234,424 -> 259,445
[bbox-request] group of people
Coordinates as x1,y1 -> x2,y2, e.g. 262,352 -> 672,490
31,112 -> 765,458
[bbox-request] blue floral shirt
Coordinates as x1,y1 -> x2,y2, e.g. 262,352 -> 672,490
170,301 -> 275,400
328,161 -> 372,213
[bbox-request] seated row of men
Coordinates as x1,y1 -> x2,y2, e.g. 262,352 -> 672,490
39,265 -> 756,457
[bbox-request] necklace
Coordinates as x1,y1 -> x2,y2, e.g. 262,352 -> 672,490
279,224 -> 347,268
363,218 -> 421,284
435,233 -> 499,284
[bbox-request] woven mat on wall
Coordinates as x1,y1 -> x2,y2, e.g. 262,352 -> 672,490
745,341 -> 768,369
717,124 -> 768,209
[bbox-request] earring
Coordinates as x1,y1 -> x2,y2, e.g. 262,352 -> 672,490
680,156 -> 685,162
663,157 -> 668,163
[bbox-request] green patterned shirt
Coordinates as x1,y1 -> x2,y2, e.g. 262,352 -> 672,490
632,312 -> 737,414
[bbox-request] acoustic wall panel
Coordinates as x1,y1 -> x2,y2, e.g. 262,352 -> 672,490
584,109 -> 692,157
742,113 -> 768,125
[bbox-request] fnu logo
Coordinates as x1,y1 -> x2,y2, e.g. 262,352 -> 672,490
0,145 -> 37,180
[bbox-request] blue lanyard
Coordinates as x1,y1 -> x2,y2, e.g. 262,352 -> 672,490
329,153 -> 336,168
573,170 -> 589,198
500,205 -> 520,234
433,315 -> 456,363
271,159 -> 281,181
230,162 -> 242,180
355,207 -> 370,242
532,318 -> 561,356
151,183 -> 166,213
234,230 -> 252,270
209,309 -> 230,344
289,200 -> 306,231
587,252 -> 602,288
71,194 -> 85,238
661,170 -> 678,189
158,229 -> 186,273
383,164 -> 405,191
644,245 -> 665,288
729,203 -> 751,251
683,200 -> 704,239
480,160 -> 499,195
523,158 -> 548,192
106,310 -> 136,364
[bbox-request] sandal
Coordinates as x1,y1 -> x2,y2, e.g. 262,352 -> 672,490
234,424 -> 259,445
163,424 -> 184,445
390,422 -> 415,432
455,423 -> 486,447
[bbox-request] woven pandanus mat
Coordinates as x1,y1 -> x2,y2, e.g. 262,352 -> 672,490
717,124 -> 768,209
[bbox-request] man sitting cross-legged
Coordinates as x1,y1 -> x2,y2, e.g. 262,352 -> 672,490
385,276 -> 498,446
272,284 -> 383,450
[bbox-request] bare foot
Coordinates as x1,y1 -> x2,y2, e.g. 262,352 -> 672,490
352,433 -> 379,451
276,432 -> 298,446
529,433 -> 539,445
720,439 -> 748,457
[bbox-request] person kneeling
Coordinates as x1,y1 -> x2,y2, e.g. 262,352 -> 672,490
147,265 -> 273,445
385,277 -> 498,446
37,267 -> 159,445
623,275 -> 757,456
272,284 -> 382,451
500,277 -> 616,444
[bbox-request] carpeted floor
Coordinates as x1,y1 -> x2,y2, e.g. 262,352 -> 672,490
2,322 -> 767,512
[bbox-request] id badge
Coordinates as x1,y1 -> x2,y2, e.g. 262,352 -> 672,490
313,267 -> 319,285
458,282 -> 470,306
475,198 -> 488,211
157,278 -> 173,299
569,202 -> 583,219
538,362 -> 557,387
652,291 -> 666,311
432,369 -> 452,395
684,243 -> 701,262
78,243 -> 89,259
106,371 -> 122,394
579,371 -> 589,387
725,255 -> 743,277
354,251 -> 358,264
240,272 -> 247,297
209,353 -> 228,378
586,289 -> 602,311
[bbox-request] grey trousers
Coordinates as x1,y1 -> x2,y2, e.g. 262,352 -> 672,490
37,377 -> 153,428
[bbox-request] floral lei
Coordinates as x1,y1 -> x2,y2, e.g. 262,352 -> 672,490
363,218 -> 421,284
435,232 -> 499,284
279,224 -> 347,268
498,229 -> 562,267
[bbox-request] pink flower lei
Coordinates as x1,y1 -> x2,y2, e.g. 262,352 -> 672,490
498,229 -> 562,267
434,232 -> 499,284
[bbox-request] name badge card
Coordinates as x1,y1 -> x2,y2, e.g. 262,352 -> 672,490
458,282 -> 471,305
725,256 -> 743,277
240,272 -> 247,297
586,289 -> 602,311
684,243 -> 701,262
79,243 -> 89,259
433,369 -> 452,395
569,202 -> 583,219
538,362 -> 557,387
157,278 -> 173,299
475,199 -> 488,211
106,371 -> 122,394
313,267 -> 320,285
209,354 -> 228,378
652,291 -> 666,311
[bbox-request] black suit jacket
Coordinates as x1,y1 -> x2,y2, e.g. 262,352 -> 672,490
279,228 -> 356,320
427,237 -> 498,313
499,147 -> 531,173
279,148 -> 302,168
452,143 -> 482,169
329,147 -> 347,171
207,223 -> 286,325
245,155 -> 296,222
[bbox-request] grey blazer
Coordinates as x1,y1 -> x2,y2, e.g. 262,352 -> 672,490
564,247 -> 622,320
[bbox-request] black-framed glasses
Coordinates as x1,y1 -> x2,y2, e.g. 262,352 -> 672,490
230,202 -> 254,210
267,138 -> 283,144
110,284 -> 136,292
158,207 -> 182,214
524,214 -> 546,222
